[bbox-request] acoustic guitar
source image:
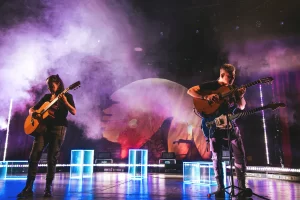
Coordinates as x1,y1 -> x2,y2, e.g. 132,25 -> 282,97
24,81 -> 80,136
193,77 -> 273,116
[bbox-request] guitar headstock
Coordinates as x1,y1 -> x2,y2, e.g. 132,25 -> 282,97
266,102 -> 286,110
258,77 -> 274,85
69,81 -> 81,90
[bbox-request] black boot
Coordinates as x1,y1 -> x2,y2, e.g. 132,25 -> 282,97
214,176 -> 225,198
43,178 -> 53,197
17,177 -> 35,198
235,166 -> 246,189
235,167 -> 248,199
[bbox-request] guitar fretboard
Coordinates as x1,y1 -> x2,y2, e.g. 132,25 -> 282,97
242,80 -> 263,89
229,105 -> 269,120
40,88 -> 70,115
221,79 -> 265,98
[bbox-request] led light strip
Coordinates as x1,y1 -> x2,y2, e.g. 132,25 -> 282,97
260,85 -> 270,164
225,166 -> 300,173
0,163 -> 165,168
3,99 -> 13,161
247,166 -> 300,173
2,163 -> 300,173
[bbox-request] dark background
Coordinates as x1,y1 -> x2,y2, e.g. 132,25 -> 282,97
0,0 -> 300,168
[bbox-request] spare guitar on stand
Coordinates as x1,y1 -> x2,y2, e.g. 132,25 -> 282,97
24,81 -> 80,137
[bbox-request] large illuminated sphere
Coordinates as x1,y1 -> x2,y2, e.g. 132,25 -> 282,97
102,78 -> 210,159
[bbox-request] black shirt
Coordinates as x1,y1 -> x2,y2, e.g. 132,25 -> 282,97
33,93 -> 75,127
198,80 -> 239,138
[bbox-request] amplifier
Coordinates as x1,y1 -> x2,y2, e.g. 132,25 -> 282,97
159,159 -> 176,164
95,159 -> 113,164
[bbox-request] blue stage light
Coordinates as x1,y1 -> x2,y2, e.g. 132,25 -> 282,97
128,149 -> 148,180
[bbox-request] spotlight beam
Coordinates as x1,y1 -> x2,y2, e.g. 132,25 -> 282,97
3,99 -> 13,161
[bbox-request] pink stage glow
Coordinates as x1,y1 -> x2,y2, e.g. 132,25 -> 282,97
102,78 -> 211,160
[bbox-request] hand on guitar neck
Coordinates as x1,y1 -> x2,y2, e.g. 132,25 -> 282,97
204,87 -> 245,102
237,87 -> 246,97
58,93 -> 68,104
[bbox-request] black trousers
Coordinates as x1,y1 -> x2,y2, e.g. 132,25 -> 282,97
210,127 -> 246,179
27,126 -> 66,180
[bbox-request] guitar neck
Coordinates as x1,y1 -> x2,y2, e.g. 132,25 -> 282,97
41,88 -> 70,115
242,80 -> 264,89
222,80 -> 262,98
229,105 -> 270,121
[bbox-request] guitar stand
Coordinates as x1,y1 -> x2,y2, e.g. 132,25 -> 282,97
207,113 -> 270,200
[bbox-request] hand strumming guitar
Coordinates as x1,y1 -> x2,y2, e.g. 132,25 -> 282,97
31,111 -> 42,120
204,94 -> 219,102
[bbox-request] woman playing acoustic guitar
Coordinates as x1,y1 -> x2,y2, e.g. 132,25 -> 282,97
18,74 -> 76,198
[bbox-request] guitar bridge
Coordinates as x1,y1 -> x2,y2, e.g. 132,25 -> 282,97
214,115 -> 231,129
215,118 -> 224,126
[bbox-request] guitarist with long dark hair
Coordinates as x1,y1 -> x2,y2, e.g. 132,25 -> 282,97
18,74 -> 76,198
187,64 -> 247,198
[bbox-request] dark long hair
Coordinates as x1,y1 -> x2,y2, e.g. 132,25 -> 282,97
46,74 -> 65,94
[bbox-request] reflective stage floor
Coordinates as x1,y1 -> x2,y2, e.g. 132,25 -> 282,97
0,172 -> 299,199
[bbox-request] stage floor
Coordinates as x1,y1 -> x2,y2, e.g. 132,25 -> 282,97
0,172 -> 299,199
